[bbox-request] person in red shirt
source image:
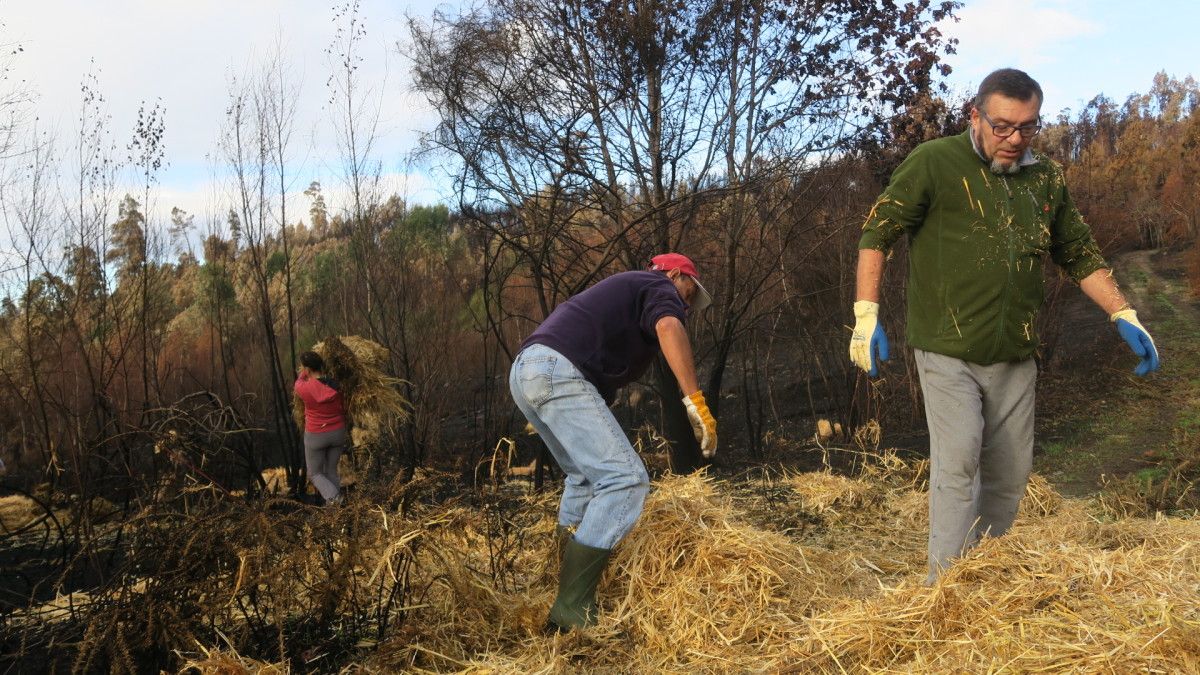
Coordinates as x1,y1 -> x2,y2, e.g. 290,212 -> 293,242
294,351 -> 348,505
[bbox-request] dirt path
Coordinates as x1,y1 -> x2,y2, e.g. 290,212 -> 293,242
1034,247 -> 1199,496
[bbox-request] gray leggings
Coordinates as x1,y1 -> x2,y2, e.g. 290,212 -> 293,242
304,427 -> 348,501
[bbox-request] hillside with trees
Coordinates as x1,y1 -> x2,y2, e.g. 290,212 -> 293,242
1,1 -> 1198,671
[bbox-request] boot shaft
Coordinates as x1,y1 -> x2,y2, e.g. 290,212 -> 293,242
547,537 -> 612,631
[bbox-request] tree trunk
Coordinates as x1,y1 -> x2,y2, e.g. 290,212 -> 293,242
655,357 -> 703,473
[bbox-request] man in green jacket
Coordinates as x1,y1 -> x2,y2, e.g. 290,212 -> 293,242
851,68 -> 1160,583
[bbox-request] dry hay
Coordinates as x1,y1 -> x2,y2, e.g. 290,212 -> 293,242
814,418 -> 845,443
293,335 -> 410,450
361,494 -> 560,672
793,500 -> 1200,672
178,649 -> 285,674
258,467 -> 289,495
1020,470 -> 1064,518
258,466 -> 319,495
787,471 -> 878,517
20,591 -> 93,626
378,459 -> 1199,672
783,460 -> 1196,673
600,473 -> 852,671
156,451 -> 1200,673
1094,439 -> 1200,518
259,463 -> 357,496
369,473 -> 854,673
0,493 -> 40,531
768,451 -> 931,583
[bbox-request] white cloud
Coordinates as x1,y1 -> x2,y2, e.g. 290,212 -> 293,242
939,0 -> 1102,85
152,169 -> 442,237
944,0 -> 1101,60
2,0 -> 453,218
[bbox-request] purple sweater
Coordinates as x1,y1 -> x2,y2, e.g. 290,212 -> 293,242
522,271 -> 687,404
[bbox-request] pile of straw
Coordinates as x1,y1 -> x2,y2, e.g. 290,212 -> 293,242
293,335 -> 409,450
786,471 -> 879,516
175,452 -> 1200,673
0,493 -> 39,531
427,463 -> 1197,671
597,474 -> 849,671
794,504 -> 1200,672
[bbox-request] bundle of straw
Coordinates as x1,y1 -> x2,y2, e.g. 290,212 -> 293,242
0,493 -> 39,531
292,335 -> 410,450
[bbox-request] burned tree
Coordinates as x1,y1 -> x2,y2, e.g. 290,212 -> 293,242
410,0 -> 959,470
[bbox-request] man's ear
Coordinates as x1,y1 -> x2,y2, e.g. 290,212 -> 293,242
666,268 -> 681,281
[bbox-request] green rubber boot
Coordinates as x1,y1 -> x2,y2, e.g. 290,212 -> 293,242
546,538 -> 612,632
554,524 -> 573,562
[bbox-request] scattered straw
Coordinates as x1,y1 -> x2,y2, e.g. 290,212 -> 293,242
787,471 -> 878,517
410,460 -> 1197,672
0,493 -> 39,531
371,460 -> 1200,672
178,647 -> 286,674
14,449 -> 1200,672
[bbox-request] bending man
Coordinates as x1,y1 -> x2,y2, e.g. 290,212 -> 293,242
510,253 -> 717,631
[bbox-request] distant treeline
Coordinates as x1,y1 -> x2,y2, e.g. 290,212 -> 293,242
0,0 -> 1195,503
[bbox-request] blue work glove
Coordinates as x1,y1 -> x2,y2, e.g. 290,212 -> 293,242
849,301 -> 889,377
1110,308 -> 1159,376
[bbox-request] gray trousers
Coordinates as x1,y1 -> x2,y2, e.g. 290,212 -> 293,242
915,349 -> 1036,582
304,427 -> 348,501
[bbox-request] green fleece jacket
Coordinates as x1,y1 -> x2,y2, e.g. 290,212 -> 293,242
859,130 -> 1108,364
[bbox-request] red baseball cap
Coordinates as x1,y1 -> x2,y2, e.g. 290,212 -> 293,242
649,253 -> 713,312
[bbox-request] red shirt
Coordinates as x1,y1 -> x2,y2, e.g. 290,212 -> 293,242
294,373 -> 346,433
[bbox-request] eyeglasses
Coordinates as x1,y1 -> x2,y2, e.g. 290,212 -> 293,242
978,109 -> 1042,139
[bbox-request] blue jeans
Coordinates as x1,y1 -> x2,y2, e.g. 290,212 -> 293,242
509,344 -> 650,550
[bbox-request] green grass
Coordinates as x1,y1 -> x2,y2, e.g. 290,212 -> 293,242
1034,250 -> 1200,496
1039,440 -> 1068,458
1153,291 -> 1177,315
1177,408 -> 1200,434
1134,466 -> 1169,484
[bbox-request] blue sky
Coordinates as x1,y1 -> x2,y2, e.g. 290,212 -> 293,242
1,0 -> 1196,225
3,0 -> 448,222
939,0 -> 1197,116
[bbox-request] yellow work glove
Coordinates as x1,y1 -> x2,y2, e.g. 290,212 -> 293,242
682,391 -> 718,458
849,300 -> 889,377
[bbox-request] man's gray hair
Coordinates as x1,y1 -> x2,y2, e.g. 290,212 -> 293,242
974,68 -> 1043,110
